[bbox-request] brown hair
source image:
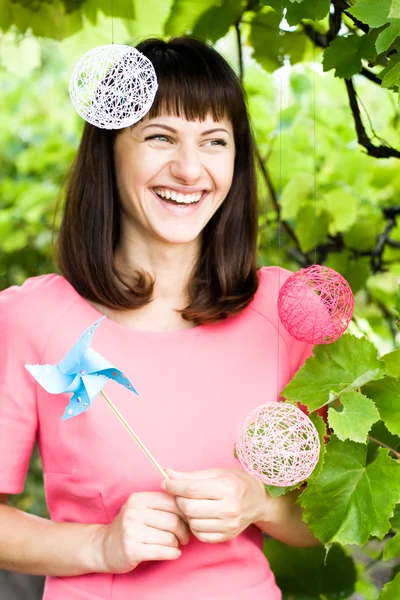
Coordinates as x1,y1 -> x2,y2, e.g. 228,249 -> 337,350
57,37 -> 259,324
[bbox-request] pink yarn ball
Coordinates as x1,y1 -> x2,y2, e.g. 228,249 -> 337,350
235,403 -> 320,487
278,265 -> 354,344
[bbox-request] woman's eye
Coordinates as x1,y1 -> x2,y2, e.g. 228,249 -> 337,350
207,139 -> 228,147
145,134 -> 171,143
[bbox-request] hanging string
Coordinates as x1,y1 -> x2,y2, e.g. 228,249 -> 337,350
276,0 -> 284,402
313,0 -> 317,265
111,0 -> 114,44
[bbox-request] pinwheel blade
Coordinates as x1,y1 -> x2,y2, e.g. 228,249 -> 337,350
59,316 -> 106,374
25,364 -> 75,394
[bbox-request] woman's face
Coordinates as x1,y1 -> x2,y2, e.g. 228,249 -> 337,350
114,111 -> 235,248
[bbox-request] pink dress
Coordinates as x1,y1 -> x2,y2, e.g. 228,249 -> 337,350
0,267 -> 312,600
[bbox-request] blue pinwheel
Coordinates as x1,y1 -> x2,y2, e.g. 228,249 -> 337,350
25,316 -> 138,421
25,317 -> 167,478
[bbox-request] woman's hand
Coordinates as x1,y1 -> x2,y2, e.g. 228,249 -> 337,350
162,468 -> 267,544
95,491 -> 191,573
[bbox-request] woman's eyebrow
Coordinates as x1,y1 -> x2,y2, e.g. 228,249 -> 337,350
142,124 -> 231,136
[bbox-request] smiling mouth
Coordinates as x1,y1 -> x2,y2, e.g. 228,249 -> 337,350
152,187 -> 205,205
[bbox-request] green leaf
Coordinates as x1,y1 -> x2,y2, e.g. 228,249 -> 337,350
348,0 -> 391,28
280,172 -> 313,220
323,33 -> 378,79
384,531 -> 400,560
296,203 -> 329,253
363,377 -> 400,436
192,0 -> 243,43
250,9 -> 282,73
263,539 -> 356,598
324,188 -> 360,234
323,36 -> 365,79
299,438 -> 400,545
376,20 -> 400,54
382,60 -> 400,89
282,335 -> 386,411
285,0 -> 330,26
308,413 -> 327,481
328,391 -> 380,443
164,0 -> 217,35
390,0 -> 400,19
381,349 -> 400,378
342,207 -> 384,251
379,572 -> 400,600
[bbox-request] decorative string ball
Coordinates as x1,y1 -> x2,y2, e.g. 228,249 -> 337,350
236,402 -> 320,487
278,265 -> 354,345
69,45 -> 158,130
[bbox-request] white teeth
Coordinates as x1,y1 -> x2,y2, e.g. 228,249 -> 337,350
154,188 -> 203,204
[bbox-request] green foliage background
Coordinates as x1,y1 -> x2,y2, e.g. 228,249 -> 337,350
2,0 -> 400,598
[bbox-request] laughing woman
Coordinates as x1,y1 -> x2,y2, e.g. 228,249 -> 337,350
0,37 -> 317,600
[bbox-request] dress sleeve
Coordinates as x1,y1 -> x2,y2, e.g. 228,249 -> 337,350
0,286 -> 39,494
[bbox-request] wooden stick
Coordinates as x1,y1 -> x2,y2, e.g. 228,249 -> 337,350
100,390 -> 169,480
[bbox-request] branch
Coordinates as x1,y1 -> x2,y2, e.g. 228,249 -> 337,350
345,79 -> 400,159
368,436 -> 400,459
371,217 -> 396,273
360,67 -> 382,85
235,20 -> 244,82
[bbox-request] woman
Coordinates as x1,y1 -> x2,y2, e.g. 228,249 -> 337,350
0,37 -> 318,600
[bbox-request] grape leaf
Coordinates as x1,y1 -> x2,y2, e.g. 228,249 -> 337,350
382,61 -> 400,89
299,437 -> 400,545
324,188 -> 360,234
383,531 -> 400,560
363,377 -> 400,436
164,0 -> 217,35
390,0 -> 400,19
379,572 -> 400,600
328,391 -> 380,443
296,203 -> 329,253
347,0 -> 391,28
280,173 -> 313,220
264,413 -> 327,497
376,20 -> 400,54
192,0 -> 243,43
263,539 -> 356,598
282,335 -> 386,411
285,0 -> 330,26
323,36 -> 368,79
381,349 -> 400,378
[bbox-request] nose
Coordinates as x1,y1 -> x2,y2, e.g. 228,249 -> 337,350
169,143 -> 202,184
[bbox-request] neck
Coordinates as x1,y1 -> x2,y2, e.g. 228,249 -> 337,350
115,234 -> 200,306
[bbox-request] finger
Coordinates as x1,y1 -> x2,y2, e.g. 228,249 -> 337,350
162,478 -> 225,500
166,468 -> 222,480
127,492 -> 186,518
140,544 -> 182,562
144,511 -> 190,546
141,526 -> 180,548
175,498 -> 224,520
187,518 -> 224,533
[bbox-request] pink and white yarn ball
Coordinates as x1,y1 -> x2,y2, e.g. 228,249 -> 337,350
278,264 -> 354,345
235,403 -> 320,487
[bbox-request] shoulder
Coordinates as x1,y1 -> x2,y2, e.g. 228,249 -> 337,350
0,274 -> 78,348
250,266 -> 294,320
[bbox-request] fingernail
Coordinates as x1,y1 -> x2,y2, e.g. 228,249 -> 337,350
161,480 -> 167,490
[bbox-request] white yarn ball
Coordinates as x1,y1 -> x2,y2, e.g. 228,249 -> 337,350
69,44 -> 158,130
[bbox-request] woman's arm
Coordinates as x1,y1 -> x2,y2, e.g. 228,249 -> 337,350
0,495 -> 106,576
0,492 -> 189,576
254,488 -> 319,547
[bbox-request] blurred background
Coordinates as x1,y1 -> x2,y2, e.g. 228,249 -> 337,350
1,1 -> 400,598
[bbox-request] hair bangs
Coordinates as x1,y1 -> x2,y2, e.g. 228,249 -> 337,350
136,38 -> 242,127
